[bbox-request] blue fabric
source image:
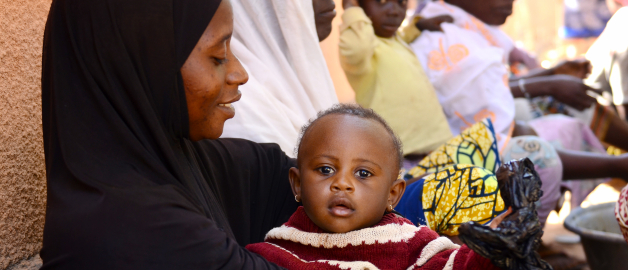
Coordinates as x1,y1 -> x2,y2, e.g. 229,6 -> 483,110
396,178 -> 427,226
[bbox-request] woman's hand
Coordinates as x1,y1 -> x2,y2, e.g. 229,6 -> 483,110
416,15 -> 454,32
528,74 -> 603,111
551,59 -> 591,79
342,0 -> 359,9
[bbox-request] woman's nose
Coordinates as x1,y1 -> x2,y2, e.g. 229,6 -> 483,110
226,52 -> 249,86
330,175 -> 354,192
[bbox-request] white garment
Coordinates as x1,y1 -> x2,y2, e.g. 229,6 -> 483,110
586,7 -> 628,105
420,1 -> 515,61
410,1 -> 515,148
221,0 -> 338,156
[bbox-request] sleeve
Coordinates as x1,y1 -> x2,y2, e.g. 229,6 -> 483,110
398,16 -> 422,44
193,138 -> 299,246
40,183 -> 288,270
407,230 -> 500,270
339,7 -> 378,76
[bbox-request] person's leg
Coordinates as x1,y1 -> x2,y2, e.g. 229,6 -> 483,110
558,148 -> 628,180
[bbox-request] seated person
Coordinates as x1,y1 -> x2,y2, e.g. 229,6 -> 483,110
246,104 -> 546,269
220,0 -> 339,156
338,0 -> 454,157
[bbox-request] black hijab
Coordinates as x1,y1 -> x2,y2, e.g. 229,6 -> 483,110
41,0 -> 296,268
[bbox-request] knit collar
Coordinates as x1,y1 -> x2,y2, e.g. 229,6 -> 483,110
264,207 -> 423,249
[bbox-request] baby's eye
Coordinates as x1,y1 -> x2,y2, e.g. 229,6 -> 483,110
317,166 -> 335,175
355,170 -> 372,178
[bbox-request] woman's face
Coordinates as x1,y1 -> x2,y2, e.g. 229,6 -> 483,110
181,0 -> 248,141
313,0 -> 337,41
447,0 -> 514,26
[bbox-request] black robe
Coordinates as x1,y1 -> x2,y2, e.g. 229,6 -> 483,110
40,0 -> 297,268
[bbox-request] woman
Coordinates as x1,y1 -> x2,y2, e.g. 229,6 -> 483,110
41,0 -> 297,268
220,0 -> 338,156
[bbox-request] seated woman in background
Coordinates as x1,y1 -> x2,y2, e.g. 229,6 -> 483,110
219,0 -> 339,156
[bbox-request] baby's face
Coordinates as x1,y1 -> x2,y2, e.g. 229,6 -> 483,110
291,114 -> 404,233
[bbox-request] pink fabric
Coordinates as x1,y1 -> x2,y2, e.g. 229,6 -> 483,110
501,136 -> 563,228
615,185 -> 628,243
528,115 -> 609,207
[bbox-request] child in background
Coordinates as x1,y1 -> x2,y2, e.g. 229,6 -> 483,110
339,0 -> 453,158
245,104 -> 527,269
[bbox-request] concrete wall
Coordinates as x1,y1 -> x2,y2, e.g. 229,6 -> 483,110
0,0 -> 50,268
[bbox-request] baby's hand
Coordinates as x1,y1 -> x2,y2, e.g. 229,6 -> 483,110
416,15 -> 454,32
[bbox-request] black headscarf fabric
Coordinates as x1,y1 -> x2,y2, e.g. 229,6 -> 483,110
41,0 -> 297,268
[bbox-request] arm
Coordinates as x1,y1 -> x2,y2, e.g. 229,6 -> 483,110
339,2 -> 378,76
510,74 -> 602,111
511,58 -> 591,81
399,15 -> 454,44
193,138 -> 299,245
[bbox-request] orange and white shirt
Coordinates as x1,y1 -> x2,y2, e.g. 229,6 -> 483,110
409,1 -> 515,149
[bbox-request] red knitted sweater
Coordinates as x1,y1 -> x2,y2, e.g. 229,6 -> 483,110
246,207 -> 500,270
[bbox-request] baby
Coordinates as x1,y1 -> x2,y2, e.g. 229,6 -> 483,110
245,104 -> 504,269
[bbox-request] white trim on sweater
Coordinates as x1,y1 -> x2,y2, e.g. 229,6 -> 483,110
265,223 -> 426,249
444,250 -> 459,270
408,237 -> 460,269
266,243 -> 379,269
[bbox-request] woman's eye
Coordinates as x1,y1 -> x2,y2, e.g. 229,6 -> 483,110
317,166 -> 335,175
355,170 -> 372,178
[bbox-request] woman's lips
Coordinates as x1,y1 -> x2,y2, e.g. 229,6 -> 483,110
320,8 -> 336,19
217,92 -> 241,117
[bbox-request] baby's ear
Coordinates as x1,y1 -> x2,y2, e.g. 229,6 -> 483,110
389,179 -> 406,209
289,167 -> 302,200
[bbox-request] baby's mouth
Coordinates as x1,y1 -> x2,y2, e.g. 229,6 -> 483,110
329,197 -> 355,217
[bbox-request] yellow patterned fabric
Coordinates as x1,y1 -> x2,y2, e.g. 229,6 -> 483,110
406,118 -> 500,178
397,118 -> 504,236
422,164 -> 505,236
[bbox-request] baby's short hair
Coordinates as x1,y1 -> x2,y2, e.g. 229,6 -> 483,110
295,104 -> 404,170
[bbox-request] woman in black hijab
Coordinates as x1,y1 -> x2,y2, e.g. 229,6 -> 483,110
41,0 -> 297,268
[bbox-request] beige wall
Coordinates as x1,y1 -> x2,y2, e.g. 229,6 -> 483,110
498,0 -> 595,65
0,0 -> 50,268
320,2 -> 355,103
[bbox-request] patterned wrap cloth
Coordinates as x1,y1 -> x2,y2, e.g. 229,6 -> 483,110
397,119 -> 562,235
398,119 -> 505,236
